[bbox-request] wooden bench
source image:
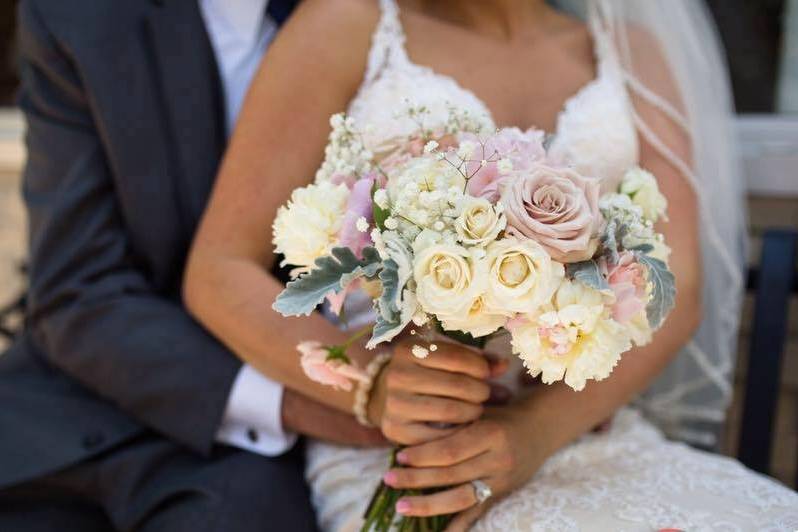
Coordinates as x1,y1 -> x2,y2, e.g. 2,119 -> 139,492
735,115 -> 798,487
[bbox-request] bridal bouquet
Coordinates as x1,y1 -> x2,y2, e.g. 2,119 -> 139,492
272,107 -> 675,529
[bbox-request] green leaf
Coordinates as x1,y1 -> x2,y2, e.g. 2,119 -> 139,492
566,260 -> 609,291
324,345 -> 351,364
638,254 -> 676,328
372,181 -> 390,231
273,246 -> 383,317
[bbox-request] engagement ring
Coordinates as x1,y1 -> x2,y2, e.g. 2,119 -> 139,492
470,479 -> 492,505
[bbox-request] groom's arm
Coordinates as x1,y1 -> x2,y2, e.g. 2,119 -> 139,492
16,1 -> 240,455
17,0 -> 383,455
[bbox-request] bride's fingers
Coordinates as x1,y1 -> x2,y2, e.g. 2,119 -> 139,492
389,393 -> 484,424
384,451 -> 494,489
398,423 -> 490,467
382,418 -> 459,446
413,343 -> 490,380
391,366 -> 491,404
395,483 -> 477,517
444,503 -> 489,532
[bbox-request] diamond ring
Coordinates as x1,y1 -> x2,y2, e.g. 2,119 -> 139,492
470,479 -> 492,505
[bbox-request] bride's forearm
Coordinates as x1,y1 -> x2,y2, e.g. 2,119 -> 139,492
183,253 -> 372,415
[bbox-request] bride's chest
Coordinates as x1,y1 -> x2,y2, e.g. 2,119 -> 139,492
347,58 -> 639,189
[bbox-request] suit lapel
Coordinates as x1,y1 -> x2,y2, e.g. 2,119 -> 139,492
144,1 -> 226,228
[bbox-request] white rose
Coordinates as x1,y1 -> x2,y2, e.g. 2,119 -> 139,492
454,197 -> 506,247
483,237 -> 564,314
439,294 -> 509,337
413,243 -> 485,318
620,167 -> 668,223
272,182 -> 349,271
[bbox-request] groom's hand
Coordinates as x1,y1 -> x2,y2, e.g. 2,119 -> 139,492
281,389 -> 387,447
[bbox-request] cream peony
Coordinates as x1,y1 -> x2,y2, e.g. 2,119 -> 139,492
510,279 -> 631,391
483,237 -> 564,314
500,164 -> 602,263
439,294 -> 510,337
273,182 -> 349,271
620,167 -> 668,223
454,197 -> 506,247
413,243 -> 485,319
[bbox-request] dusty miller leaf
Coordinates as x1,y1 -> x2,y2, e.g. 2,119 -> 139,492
273,246 -> 382,317
600,219 -> 621,264
367,255 -> 416,349
638,254 -> 676,329
566,260 -> 609,291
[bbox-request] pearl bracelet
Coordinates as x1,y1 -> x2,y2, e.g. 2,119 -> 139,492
354,351 -> 392,428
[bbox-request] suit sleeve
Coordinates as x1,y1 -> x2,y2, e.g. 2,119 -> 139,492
16,0 -> 242,456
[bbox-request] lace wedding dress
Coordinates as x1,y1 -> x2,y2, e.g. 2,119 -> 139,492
305,1 -> 798,530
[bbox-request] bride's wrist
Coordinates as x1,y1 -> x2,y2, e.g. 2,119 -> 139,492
353,350 -> 392,427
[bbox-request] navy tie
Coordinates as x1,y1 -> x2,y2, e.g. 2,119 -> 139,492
266,0 -> 299,26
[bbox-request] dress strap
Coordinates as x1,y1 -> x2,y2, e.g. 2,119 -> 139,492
587,0 -> 622,78
589,0 -> 690,132
363,0 -> 410,86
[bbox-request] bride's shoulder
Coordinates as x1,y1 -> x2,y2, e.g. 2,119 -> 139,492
267,0 -> 382,92
286,0 -> 381,38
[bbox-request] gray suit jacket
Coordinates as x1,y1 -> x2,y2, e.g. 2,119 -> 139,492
0,0 -> 251,488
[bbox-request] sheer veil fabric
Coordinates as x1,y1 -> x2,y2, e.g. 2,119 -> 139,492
555,0 -> 747,446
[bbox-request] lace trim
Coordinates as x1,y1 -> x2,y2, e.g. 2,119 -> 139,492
362,0 -> 406,86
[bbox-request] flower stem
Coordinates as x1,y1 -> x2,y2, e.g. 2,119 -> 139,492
342,324 -> 374,348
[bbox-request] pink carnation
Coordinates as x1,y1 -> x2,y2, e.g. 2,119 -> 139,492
298,341 -> 368,392
603,252 -> 649,323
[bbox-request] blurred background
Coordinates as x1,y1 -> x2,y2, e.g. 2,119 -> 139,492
0,0 -> 796,488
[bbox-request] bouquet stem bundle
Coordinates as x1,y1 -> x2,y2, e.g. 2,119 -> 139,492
361,450 -> 452,532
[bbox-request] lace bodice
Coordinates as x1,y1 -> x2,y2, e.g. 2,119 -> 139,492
347,0 -> 639,191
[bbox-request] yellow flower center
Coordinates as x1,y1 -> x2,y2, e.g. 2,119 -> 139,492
498,253 -> 530,287
432,256 -> 462,290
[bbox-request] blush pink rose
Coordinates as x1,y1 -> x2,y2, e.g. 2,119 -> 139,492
463,128 -> 546,202
602,252 -> 648,323
500,163 -> 601,263
298,341 -> 369,391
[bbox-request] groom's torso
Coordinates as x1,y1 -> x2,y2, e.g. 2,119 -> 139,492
0,0 -> 229,488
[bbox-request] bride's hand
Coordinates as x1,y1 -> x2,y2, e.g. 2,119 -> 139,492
381,404 -> 543,530
367,339 -> 507,445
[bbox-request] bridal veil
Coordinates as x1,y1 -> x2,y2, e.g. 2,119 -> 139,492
553,0 -> 747,447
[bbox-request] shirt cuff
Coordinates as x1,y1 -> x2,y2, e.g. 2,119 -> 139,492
216,364 -> 298,456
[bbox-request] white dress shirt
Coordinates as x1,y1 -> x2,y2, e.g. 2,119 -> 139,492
199,0 -> 297,456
